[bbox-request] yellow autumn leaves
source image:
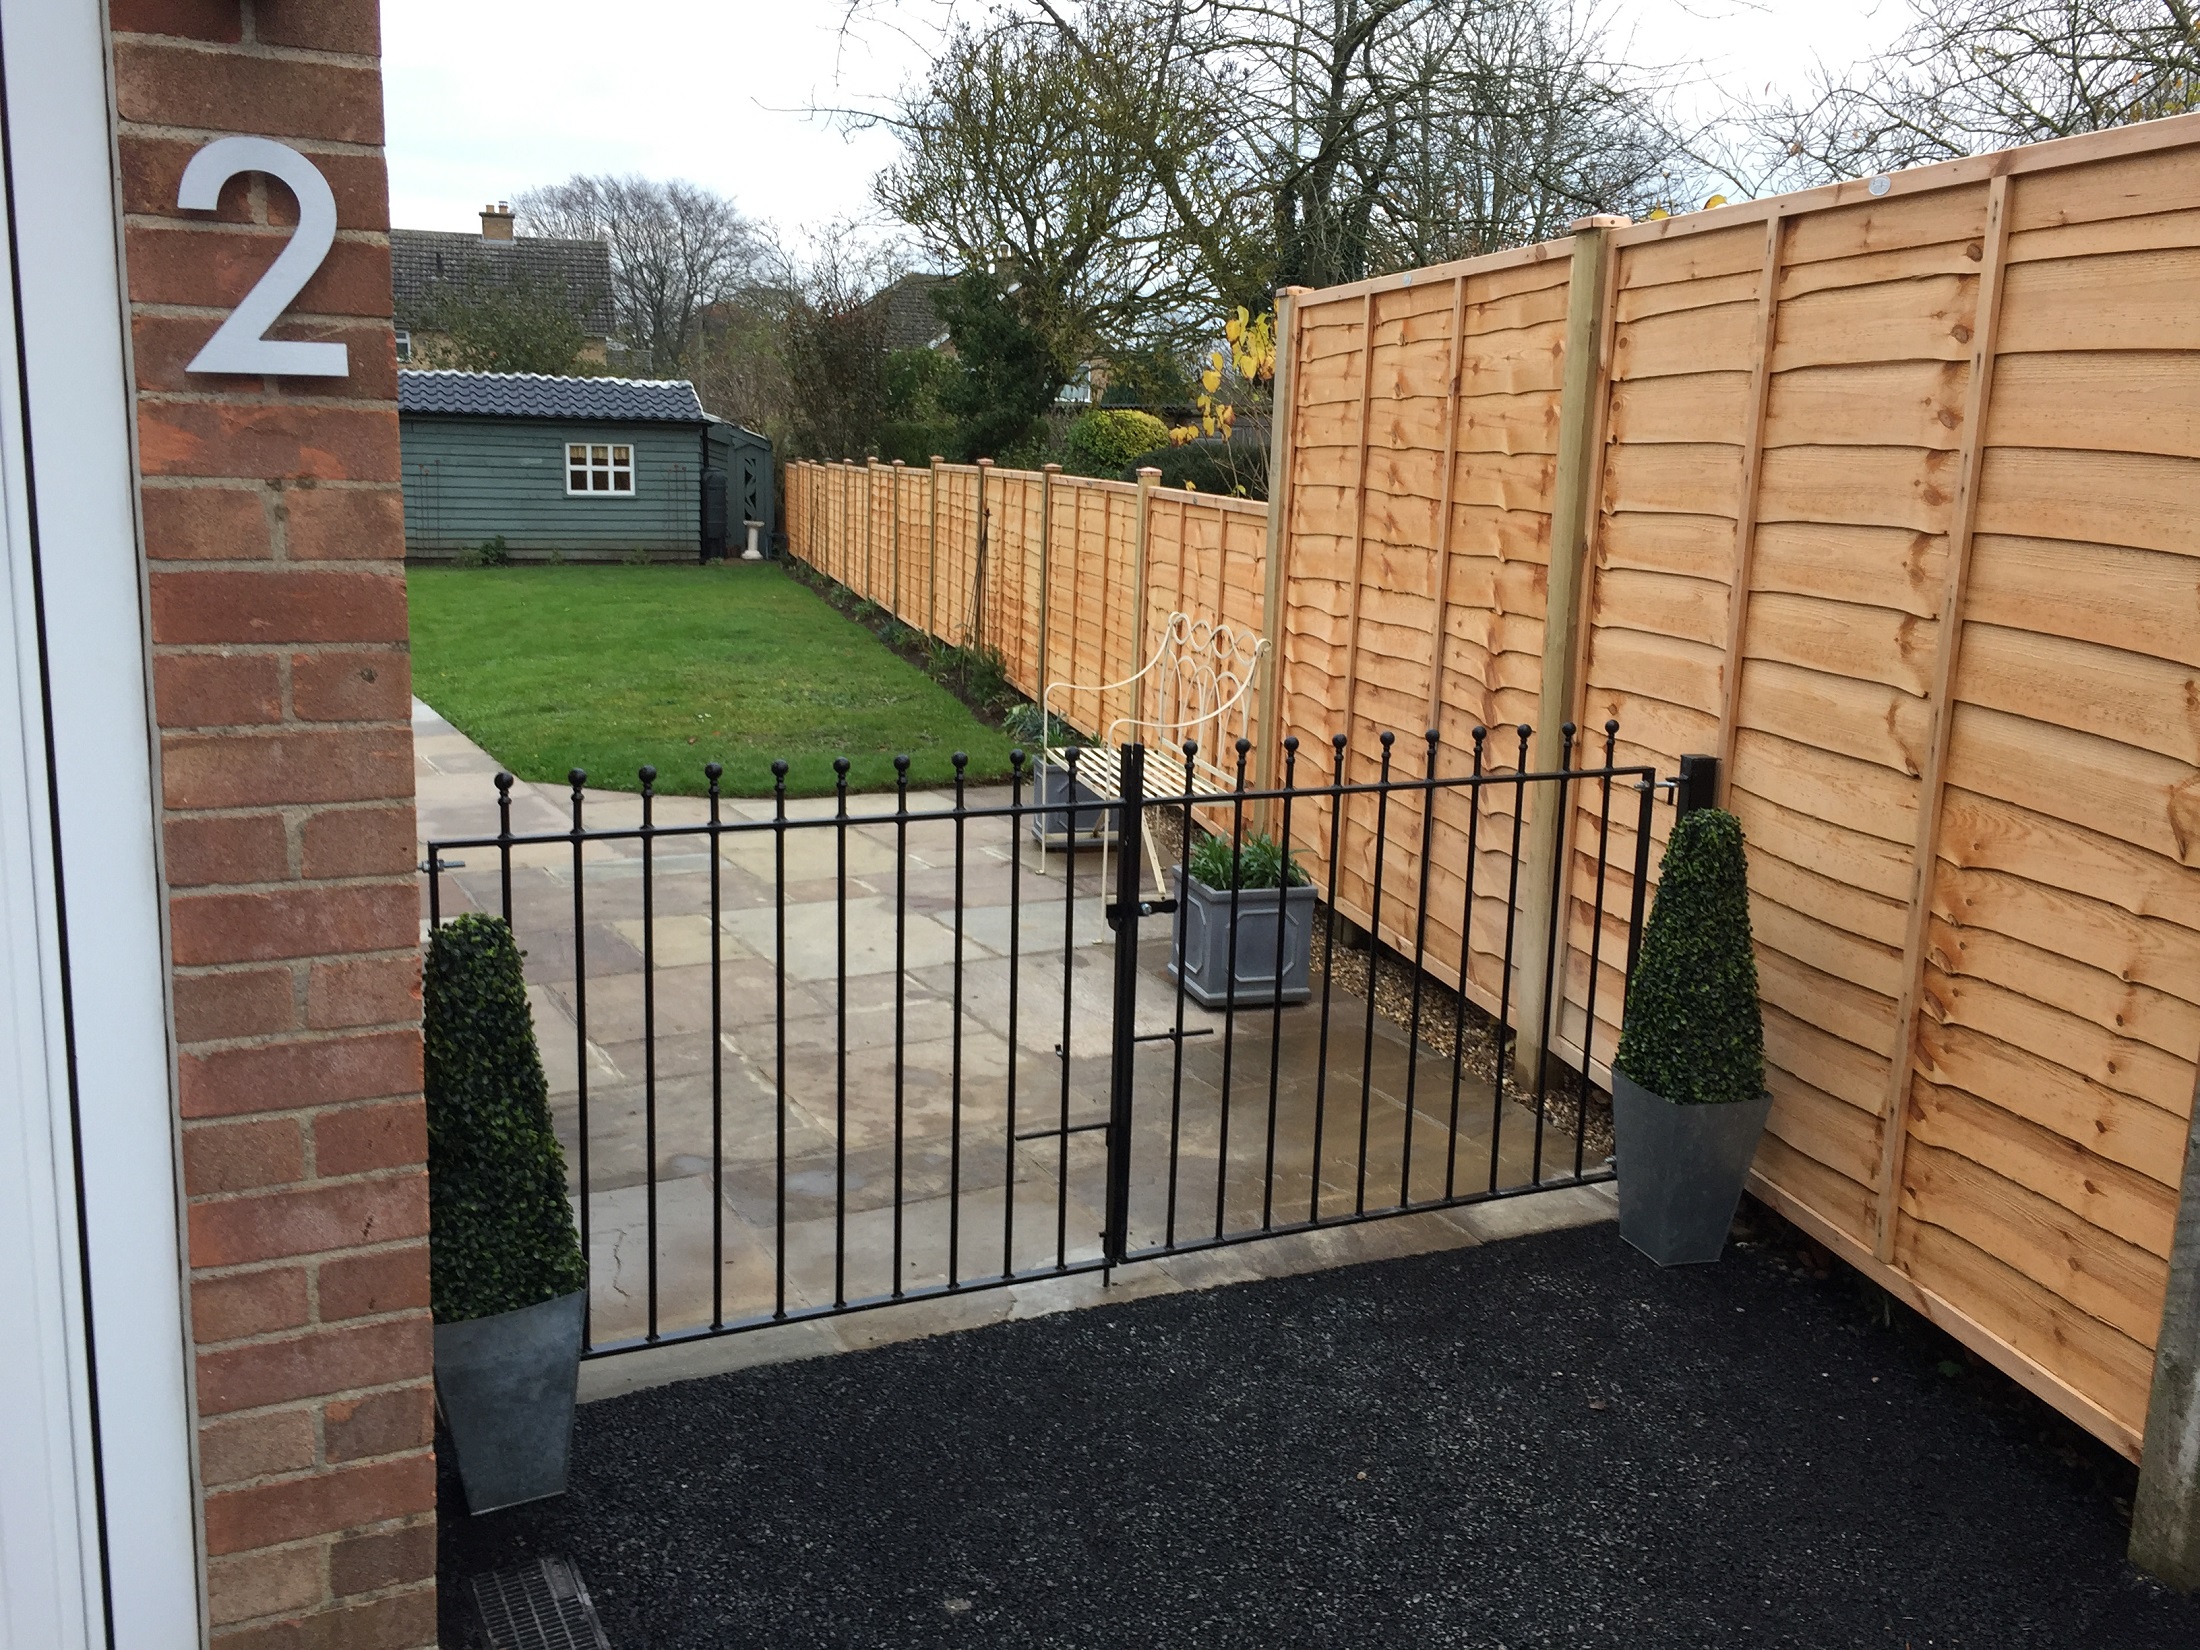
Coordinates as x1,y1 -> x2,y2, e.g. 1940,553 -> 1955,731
1171,306 -> 1277,446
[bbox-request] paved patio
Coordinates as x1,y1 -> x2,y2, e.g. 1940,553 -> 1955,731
414,701 -> 1594,1354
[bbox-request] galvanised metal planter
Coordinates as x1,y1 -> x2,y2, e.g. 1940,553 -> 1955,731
1168,869 -> 1316,1009
434,1287 -> 586,1514
1611,1070 -> 1773,1266
1028,760 -> 1116,849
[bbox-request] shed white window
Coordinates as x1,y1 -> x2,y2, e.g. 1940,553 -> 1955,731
566,441 -> 635,495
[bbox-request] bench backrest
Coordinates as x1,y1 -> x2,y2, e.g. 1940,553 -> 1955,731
1044,610 -> 1268,778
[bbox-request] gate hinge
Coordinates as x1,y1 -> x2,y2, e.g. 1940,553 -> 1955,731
1104,896 -> 1177,930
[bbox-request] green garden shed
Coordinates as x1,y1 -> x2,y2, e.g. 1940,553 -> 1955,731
398,369 -> 773,562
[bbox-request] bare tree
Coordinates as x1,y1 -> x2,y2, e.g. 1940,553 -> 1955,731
516,174 -> 762,376
865,5 -> 1226,387
768,221 -> 904,461
1727,0 -> 2200,192
1017,0 -> 1681,294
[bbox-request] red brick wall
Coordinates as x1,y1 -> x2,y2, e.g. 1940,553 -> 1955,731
112,3 -> 434,1644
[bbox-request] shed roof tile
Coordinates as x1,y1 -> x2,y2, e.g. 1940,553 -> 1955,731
397,370 -> 707,423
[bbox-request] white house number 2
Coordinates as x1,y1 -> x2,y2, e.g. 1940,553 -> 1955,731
177,136 -> 350,378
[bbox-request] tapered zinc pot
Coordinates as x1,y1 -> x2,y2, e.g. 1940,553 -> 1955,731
1611,806 -> 1770,1266
1167,831 -> 1314,1009
425,913 -> 590,1513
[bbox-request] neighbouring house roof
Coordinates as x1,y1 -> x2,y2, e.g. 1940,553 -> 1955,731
397,370 -> 707,423
391,229 -> 618,337
872,272 -> 952,352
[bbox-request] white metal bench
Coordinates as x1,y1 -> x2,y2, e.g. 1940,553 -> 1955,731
1038,611 -> 1269,886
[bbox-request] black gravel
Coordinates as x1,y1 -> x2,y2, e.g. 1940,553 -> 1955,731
438,1217 -> 2198,1648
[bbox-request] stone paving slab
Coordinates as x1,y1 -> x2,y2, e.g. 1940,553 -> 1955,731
416,699 -> 1602,1361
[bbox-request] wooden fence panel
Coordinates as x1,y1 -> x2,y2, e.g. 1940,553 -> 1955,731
1279,249 -> 1575,1020
1878,143 -> 2200,1446
774,105 -> 2200,1461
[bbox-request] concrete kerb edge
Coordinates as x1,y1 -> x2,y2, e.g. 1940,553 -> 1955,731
574,1182 -> 1619,1404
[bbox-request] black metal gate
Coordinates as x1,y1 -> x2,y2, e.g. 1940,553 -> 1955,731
422,725 -> 1657,1357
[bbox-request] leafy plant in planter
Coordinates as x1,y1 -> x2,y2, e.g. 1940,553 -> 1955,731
1000,701 -> 1080,748
1001,702 -> 1111,845
1187,829 -> 1309,892
1610,807 -> 1772,1266
1172,830 -> 1316,1008
425,914 -> 588,1512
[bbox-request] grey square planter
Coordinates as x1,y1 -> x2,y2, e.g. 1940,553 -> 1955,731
1027,759 -> 1117,848
1611,1070 -> 1774,1266
1167,868 -> 1316,1008
434,1287 -> 585,1514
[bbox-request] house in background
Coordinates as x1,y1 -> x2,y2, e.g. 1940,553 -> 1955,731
399,370 -> 773,563
873,270 -> 951,353
392,203 -> 618,367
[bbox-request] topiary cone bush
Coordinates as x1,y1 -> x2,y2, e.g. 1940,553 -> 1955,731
1613,807 -> 1765,1105
425,914 -> 585,1323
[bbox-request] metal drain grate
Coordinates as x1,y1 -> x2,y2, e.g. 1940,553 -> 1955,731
471,1556 -> 611,1650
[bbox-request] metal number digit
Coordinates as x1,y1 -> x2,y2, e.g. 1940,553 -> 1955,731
175,136 -> 349,378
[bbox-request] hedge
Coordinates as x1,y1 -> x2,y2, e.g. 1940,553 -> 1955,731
424,914 -> 586,1322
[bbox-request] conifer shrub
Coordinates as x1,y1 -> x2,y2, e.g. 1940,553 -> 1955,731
424,914 -> 586,1322
1613,807 -> 1764,1105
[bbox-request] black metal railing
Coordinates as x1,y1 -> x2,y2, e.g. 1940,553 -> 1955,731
422,724 -> 1658,1357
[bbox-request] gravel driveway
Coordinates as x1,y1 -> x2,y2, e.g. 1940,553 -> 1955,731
439,1215 -> 2198,1648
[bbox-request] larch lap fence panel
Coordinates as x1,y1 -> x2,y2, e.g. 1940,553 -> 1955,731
780,111 -> 2200,1457
1572,117 -> 2200,1456
787,457 -> 1268,753
1277,244 -> 1575,1031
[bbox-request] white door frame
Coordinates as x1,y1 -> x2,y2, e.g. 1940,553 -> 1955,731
0,3 -> 203,1646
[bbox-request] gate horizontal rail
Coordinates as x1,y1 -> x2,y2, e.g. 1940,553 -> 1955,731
423,722 -> 1658,1357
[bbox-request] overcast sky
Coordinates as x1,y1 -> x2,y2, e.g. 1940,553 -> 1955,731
383,0 -> 1914,241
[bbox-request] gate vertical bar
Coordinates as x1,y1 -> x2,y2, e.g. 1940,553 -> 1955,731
706,762 -> 723,1327
567,770 -> 591,1348
639,766 -> 659,1342
1104,743 -> 1147,1269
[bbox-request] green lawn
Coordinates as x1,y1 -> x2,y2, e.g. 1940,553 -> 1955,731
408,564 -> 1014,797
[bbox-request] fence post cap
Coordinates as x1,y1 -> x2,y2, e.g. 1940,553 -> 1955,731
929,454 -> 945,464
976,457 -> 994,467
892,457 -> 906,467
1569,213 -> 1632,231
1043,462 -> 1062,474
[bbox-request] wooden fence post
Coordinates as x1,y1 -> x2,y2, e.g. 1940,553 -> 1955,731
866,457 -> 881,601
2132,1059 -> 2200,1590
1512,216 -> 1623,1085
890,459 -> 906,619
969,458 -> 992,652
1037,463 -> 1058,713
1131,465 -> 1158,728
928,455 -> 942,639
1255,286 -> 1307,833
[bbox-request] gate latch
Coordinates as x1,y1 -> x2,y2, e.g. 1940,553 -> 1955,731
1104,896 -> 1177,930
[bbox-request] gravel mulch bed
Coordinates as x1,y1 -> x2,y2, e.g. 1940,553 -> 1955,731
438,1211 -> 2192,1648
